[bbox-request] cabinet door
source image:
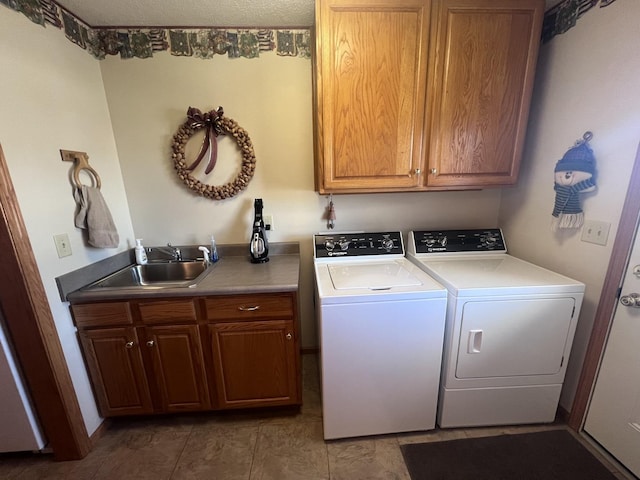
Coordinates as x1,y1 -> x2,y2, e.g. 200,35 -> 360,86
426,0 -> 543,187
315,0 -> 431,192
143,325 -> 210,412
208,320 -> 299,409
79,327 -> 153,416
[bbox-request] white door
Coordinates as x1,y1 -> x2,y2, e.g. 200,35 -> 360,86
584,219 -> 640,477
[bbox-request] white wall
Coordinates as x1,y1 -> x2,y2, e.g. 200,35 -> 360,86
99,52 -> 503,348
0,8 -> 136,434
499,0 -> 640,410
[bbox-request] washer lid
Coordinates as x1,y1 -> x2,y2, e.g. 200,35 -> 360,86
314,259 -> 446,304
328,262 -> 424,290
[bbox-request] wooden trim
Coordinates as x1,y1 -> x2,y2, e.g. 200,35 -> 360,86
89,419 -> 110,448
568,141 -> 640,430
0,145 -> 91,460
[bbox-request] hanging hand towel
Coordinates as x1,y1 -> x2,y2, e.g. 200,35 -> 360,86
74,185 -> 120,248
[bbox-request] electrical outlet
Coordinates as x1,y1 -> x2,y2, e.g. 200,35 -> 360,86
54,233 -> 72,257
581,220 -> 610,246
264,214 -> 274,231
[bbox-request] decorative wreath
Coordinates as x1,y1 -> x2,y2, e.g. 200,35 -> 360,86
171,106 -> 256,200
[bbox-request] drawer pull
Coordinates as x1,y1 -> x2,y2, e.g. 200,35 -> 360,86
146,340 -> 155,347
125,341 -> 134,349
238,305 -> 260,312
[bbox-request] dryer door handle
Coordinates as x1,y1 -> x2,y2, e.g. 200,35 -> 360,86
467,330 -> 483,354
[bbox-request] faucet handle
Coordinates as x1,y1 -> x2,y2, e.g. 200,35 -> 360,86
198,246 -> 211,265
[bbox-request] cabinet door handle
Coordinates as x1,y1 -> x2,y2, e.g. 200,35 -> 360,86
286,333 -> 293,340
414,168 -> 421,175
125,341 -> 134,349
238,305 -> 260,312
146,340 -> 155,347
430,168 -> 438,175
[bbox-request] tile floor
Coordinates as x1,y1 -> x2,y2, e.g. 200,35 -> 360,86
0,354 -> 628,480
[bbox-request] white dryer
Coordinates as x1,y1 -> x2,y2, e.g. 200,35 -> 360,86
314,231 -> 447,439
407,229 -> 585,428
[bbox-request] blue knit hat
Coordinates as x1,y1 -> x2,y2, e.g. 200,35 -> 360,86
554,142 -> 596,175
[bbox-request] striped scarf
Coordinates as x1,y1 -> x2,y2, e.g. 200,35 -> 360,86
552,178 -> 596,218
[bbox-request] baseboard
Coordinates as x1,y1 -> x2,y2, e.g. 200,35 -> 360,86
556,405 -> 570,425
89,419 -> 111,448
301,347 -> 319,355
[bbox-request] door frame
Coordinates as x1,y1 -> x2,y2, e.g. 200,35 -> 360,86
0,145 -> 91,460
569,141 -> 640,430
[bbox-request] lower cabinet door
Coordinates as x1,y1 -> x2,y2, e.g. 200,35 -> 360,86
208,320 -> 299,409
79,327 -> 154,416
143,325 -> 211,412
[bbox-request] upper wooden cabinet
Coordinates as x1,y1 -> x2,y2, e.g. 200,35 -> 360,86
314,0 -> 544,193
425,0 -> 543,188
314,0 -> 432,192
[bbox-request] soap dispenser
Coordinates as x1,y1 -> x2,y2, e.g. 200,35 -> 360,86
210,235 -> 219,263
135,239 -> 148,265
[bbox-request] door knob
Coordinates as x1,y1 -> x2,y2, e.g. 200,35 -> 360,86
620,293 -> 640,308
125,341 -> 134,349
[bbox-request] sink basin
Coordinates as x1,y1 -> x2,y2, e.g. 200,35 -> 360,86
84,260 -> 212,290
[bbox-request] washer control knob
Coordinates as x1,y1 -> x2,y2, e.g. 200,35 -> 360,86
324,240 -> 335,251
482,233 -> 499,248
438,236 -> 447,247
381,236 -> 395,251
338,240 -> 350,251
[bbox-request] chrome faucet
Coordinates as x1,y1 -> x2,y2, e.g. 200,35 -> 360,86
153,243 -> 182,261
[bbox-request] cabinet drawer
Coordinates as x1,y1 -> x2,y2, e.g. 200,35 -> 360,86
137,299 -> 198,325
72,302 -> 132,328
206,294 -> 294,321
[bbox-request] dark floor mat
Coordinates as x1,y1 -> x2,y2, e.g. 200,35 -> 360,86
401,429 -> 617,480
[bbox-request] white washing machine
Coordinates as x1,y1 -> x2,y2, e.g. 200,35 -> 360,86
407,229 -> 585,428
314,231 -> 447,439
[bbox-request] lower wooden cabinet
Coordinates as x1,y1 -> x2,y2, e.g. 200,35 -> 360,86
72,292 -> 300,417
208,320 -> 299,408
143,325 -> 210,412
78,326 -> 154,416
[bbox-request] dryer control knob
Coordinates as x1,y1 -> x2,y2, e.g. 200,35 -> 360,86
324,240 -> 335,251
338,241 -> 350,251
438,236 -> 448,247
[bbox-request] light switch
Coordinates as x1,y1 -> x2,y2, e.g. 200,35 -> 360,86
54,233 -> 72,257
581,220 -> 610,246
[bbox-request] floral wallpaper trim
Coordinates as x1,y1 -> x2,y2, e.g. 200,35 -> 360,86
542,0 -> 617,43
0,0 -> 311,59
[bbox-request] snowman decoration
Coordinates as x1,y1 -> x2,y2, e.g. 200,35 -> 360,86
552,134 -> 597,230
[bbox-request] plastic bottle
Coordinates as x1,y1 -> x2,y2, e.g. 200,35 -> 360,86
135,239 -> 148,265
210,235 -> 219,263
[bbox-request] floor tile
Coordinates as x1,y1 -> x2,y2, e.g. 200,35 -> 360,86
397,428 -> 467,445
171,422 -> 258,480
91,423 -> 191,480
249,421 -> 329,480
327,436 -> 410,480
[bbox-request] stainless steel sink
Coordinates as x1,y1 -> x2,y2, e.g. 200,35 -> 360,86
83,260 -> 212,290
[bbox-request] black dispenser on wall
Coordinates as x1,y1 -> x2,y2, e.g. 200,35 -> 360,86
249,198 -> 269,263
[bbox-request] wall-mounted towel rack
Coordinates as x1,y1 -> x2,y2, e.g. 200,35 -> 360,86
60,149 -> 101,189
